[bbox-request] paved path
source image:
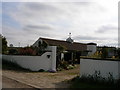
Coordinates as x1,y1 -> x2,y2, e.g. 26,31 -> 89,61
2,65 -> 80,88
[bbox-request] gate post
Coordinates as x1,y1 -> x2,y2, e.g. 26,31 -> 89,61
51,46 -> 56,71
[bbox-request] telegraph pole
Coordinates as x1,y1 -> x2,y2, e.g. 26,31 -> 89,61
18,42 -> 20,47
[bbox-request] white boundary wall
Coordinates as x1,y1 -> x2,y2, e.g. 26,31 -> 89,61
2,46 -> 57,71
80,58 -> 120,80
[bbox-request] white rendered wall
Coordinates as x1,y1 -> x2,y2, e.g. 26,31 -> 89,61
46,46 -> 52,51
87,45 -> 96,56
61,53 -> 64,60
2,51 -> 56,71
51,46 -> 56,71
80,59 -> 120,80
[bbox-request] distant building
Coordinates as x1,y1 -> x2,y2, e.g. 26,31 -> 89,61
97,46 -> 117,58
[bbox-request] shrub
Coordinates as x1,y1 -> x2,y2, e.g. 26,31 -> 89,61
38,40 -> 48,51
18,47 -> 36,55
60,60 -> 69,69
1,35 -> 8,54
57,60 -> 76,71
70,72 -> 120,88
116,48 -> 120,59
57,60 -> 69,71
101,47 -> 108,59
8,49 -> 18,55
39,69 -> 45,72
67,65 -> 75,69
8,46 -> 47,56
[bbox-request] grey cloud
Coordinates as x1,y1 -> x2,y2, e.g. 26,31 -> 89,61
73,35 -> 103,41
22,24 -> 55,37
3,25 -> 53,46
96,25 -> 118,33
73,2 -> 92,6
15,3 -> 66,25
73,35 -> 117,41
22,24 -> 57,38
24,24 -> 53,30
25,3 -> 60,12
73,35 -> 118,47
3,2 -> 118,47
105,42 -> 118,47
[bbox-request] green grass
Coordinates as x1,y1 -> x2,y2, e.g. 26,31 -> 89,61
69,76 -> 120,88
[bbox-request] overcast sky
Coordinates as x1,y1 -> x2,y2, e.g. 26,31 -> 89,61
1,0 -> 119,47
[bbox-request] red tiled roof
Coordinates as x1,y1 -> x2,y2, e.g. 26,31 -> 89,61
40,37 -> 87,51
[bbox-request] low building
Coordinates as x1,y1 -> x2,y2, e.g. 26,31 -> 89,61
32,35 -> 97,63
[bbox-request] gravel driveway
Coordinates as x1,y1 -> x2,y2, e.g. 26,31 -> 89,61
2,76 -> 37,88
2,65 -> 80,88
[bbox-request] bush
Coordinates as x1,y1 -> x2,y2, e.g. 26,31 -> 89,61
57,60 -> 69,71
7,46 -> 47,56
57,60 -> 76,71
18,47 -> 36,55
101,47 -> 108,59
67,65 -> 75,69
70,76 -> 117,88
8,49 -> 18,55
39,69 -> 45,72
70,71 -> 120,88
1,36 -> 8,54
116,48 -> 120,59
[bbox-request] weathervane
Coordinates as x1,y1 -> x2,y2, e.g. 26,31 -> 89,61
66,33 -> 73,43
69,32 -> 71,38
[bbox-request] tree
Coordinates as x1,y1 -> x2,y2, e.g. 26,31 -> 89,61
38,40 -> 48,51
101,46 -> 108,59
117,48 -> 120,59
1,35 -> 8,54
57,45 -> 66,60
0,34 -> 2,53
8,49 -> 18,55
37,40 -> 48,55
56,45 -> 66,68
57,45 -> 66,54
18,47 -> 36,55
